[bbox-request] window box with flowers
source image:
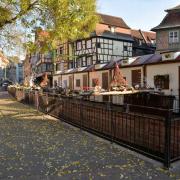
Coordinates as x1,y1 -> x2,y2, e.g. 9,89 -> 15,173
154,74 -> 169,90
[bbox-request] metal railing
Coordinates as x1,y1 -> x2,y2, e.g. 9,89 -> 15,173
8,87 -> 180,168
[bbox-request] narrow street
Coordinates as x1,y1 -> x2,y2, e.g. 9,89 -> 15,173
0,92 -> 180,180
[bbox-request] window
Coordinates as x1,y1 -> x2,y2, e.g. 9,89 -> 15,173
46,64 -> 52,71
169,31 -> 179,43
86,40 -> 91,48
96,42 -> 101,48
54,80 -> 57,87
56,63 -> 61,71
92,78 -> 99,87
154,75 -> 169,89
82,41 -> 86,49
42,64 -> 46,71
76,79 -> 81,87
139,40 -> 143,46
87,56 -> 92,66
77,41 -> 82,50
68,61 -> 73,69
109,26 -> 115,33
58,77 -> 61,86
59,47 -> 63,54
123,45 -> 128,51
77,58 -> 82,67
63,80 -> 67,88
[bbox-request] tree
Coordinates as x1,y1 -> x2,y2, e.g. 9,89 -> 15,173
0,0 -> 99,53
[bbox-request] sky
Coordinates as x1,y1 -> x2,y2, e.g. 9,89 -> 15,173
97,0 -> 180,31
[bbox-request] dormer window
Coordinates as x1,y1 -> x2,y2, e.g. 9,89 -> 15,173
139,40 -> 143,46
169,31 -> 179,43
151,40 -> 156,44
109,26 -> 116,33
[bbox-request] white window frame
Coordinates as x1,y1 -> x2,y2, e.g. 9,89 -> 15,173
86,40 -> 91,49
169,31 -> 179,43
77,41 -> 82,50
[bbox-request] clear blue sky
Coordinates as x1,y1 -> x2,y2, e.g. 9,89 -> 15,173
97,0 -> 180,31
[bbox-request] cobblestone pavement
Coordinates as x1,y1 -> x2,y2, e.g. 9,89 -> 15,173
0,91 -> 180,180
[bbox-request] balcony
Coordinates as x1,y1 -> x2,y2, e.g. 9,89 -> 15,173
169,42 -> 180,51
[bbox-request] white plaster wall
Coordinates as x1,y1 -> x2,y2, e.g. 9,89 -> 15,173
146,63 -> 180,96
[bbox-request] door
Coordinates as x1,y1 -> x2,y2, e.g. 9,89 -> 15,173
178,67 -> 180,111
83,74 -> 88,89
69,76 -> 73,90
131,69 -> 141,87
102,72 -> 109,90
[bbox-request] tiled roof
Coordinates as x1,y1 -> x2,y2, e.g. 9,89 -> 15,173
119,54 -> 162,67
131,30 -> 156,43
130,54 -> 154,66
102,59 -> 122,70
166,4 -> 180,12
61,53 -> 180,76
144,54 -> 162,64
151,11 -> 180,31
101,31 -> 134,42
129,53 -> 180,66
82,65 -> 95,72
98,13 -> 130,29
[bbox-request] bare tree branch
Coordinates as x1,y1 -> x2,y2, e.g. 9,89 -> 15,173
0,0 -> 39,29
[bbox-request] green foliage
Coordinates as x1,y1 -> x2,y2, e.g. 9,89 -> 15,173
0,6 -> 12,25
8,56 -> 19,63
0,0 -> 99,53
20,0 -> 31,12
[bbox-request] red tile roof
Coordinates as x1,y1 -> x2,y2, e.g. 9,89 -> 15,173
131,29 -> 156,43
98,13 -> 130,29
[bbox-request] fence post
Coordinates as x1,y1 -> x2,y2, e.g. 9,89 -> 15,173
107,101 -> 114,143
80,97 -> 83,130
61,97 -> 64,119
35,91 -> 39,110
46,92 -> 48,114
164,110 -> 172,168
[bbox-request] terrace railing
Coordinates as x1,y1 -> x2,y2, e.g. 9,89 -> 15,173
8,87 -> 180,168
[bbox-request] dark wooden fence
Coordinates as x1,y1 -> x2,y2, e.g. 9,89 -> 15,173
8,87 -> 180,168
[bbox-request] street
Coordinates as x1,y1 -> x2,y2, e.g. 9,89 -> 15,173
0,91 -> 180,180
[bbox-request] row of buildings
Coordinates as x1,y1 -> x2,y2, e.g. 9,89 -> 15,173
0,54 -> 23,85
0,51 -> 9,83
24,4 -> 180,97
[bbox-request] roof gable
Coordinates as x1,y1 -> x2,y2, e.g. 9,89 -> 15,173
97,13 -> 130,29
166,4 -> 180,12
131,29 -> 156,43
152,7 -> 180,31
